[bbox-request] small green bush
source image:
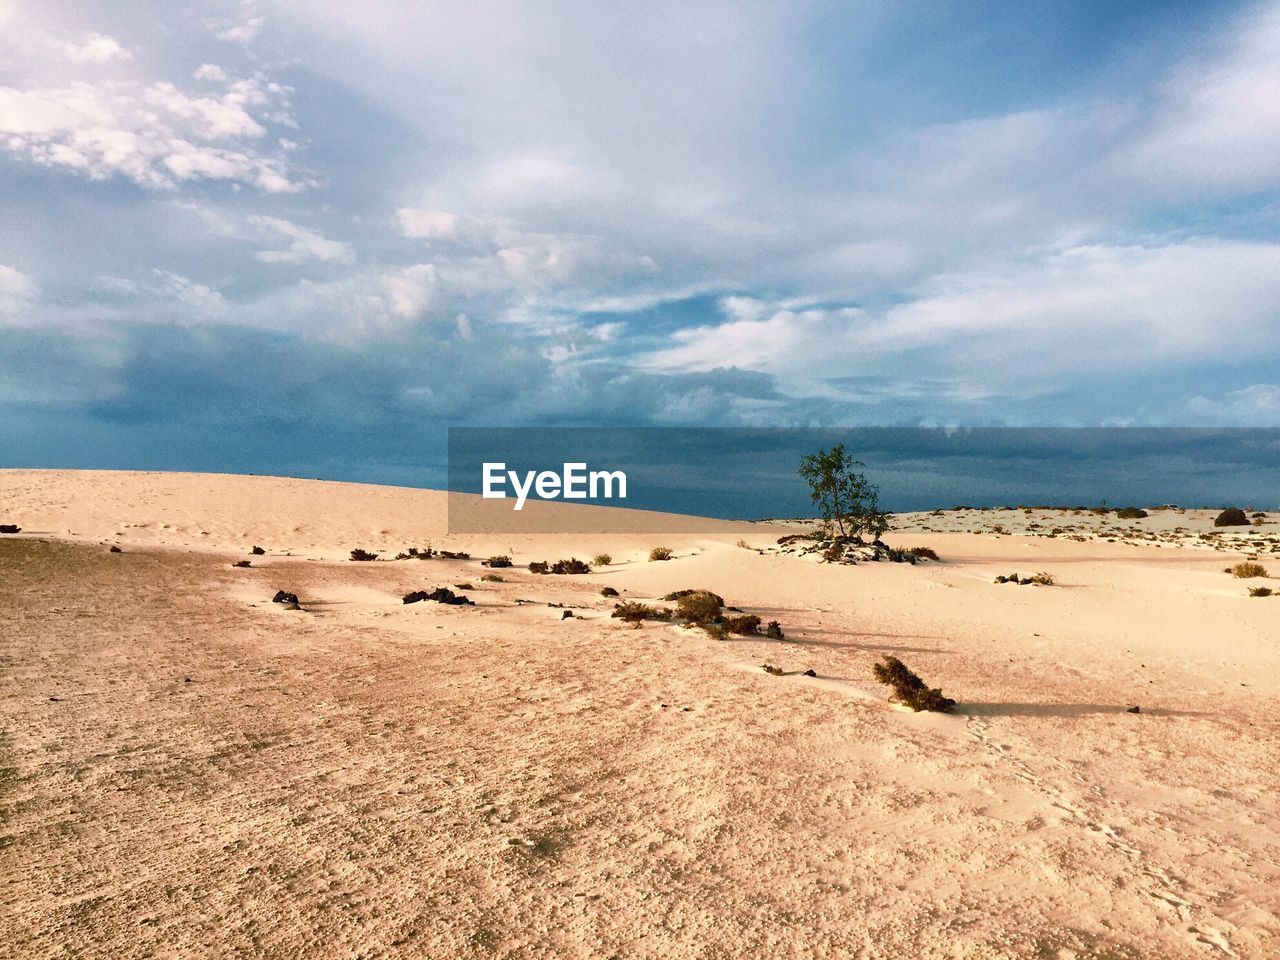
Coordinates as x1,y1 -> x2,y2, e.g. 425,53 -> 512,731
592,553 -> 612,566
1232,562 -> 1268,578
1249,586 -> 1273,597
722,614 -> 762,636
649,546 -> 673,561
675,590 -> 724,624
872,655 -> 955,712
822,541 -> 845,562
350,548 -> 378,561
1030,571 -> 1054,585
483,555 -> 512,568
528,561 -> 550,574
765,620 -> 785,640
1215,508 -> 1250,527
611,601 -> 668,623
480,573 -> 504,582
908,546 -> 940,561
550,558 -> 591,575
662,588 -> 725,605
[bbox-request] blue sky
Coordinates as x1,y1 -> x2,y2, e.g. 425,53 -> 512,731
1,0 -> 1279,480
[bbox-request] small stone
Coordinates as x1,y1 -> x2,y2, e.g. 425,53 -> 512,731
561,610 -> 574,619
1127,705 -> 1140,714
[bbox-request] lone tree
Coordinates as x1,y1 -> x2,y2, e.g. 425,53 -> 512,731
798,443 -> 887,540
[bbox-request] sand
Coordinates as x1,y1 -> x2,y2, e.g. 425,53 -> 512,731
2,470 -> 1278,958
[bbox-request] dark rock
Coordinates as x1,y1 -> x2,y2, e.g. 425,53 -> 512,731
600,586 -> 619,597
802,669 -> 817,677
109,545 -> 122,553
232,560 -> 251,568
0,524 -> 20,534
251,545 -> 265,555
1214,508 -> 1249,527
561,610 -> 574,619
272,591 -> 300,605
403,587 -> 473,606
1127,705 -> 1140,714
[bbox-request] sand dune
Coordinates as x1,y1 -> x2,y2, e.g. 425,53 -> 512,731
2,471 -> 1278,958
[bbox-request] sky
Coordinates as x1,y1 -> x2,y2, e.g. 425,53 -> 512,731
1,0 -> 1279,484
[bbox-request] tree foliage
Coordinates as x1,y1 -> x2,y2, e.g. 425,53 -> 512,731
797,443 -> 887,539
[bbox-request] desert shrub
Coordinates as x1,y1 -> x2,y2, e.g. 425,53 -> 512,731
439,550 -> 470,560
723,614 -> 762,636
600,586 -> 619,597
1030,571 -> 1055,585
701,623 -> 729,641
1215,508 -> 1249,527
736,539 -> 751,549
1232,562 -> 1268,579
1255,517 -> 1266,527
908,546 -> 940,561
403,587 -> 473,605
675,590 -> 724,624
483,555 -> 512,568
649,546 -> 674,561
611,601 -> 667,622
231,560 -> 252,568
872,655 -> 955,712
592,553 -> 612,566
454,582 -> 475,590
662,588 -> 726,605
1249,586 -> 1273,597
480,573 -> 504,582
528,561 -> 550,574
550,558 -> 591,574
0,524 -> 20,534
776,533 -> 814,545
764,620 -> 785,640
762,663 -> 785,676
1115,506 -> 1148,519
251,545 -> 265,555
350,548 -> 378,562
822,541 -> 846,563
395,546 -> 435,560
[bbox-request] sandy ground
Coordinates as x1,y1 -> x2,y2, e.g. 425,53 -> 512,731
2,470 -> 1278,958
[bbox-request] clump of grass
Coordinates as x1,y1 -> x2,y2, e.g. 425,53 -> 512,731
1030,571 -> 1054,585
736,539 -> 752,549
1215,508 -> 1249,527
675,590 -> 724,624
483,555 -> 512,568
821,541 -> 845,563
908,546 -> 940,561
528,561 -> 550,574
611,601 -> 669,623
649,546 -> 673,562
762,663 -> 785,676
591,553 -> 612,567
1232,562 -> 1268,579
395,546 -> 436,560
701,623 -> 729,641
872,655 -> 955,712
480,573 -> 504,582
454,582 -> 475,590
349,548 -> 378,561
550,558 -> 591,574
1249,586 -> 1273,597
765,620 -> 785,640
600,586 -> 619,597
438,550 -> 470,560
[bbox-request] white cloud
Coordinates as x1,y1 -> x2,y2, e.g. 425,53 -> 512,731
396,208 -> 460,239
248,216 -> 355,264
64,32 -> 131,63
208,15 -> 265,46
642,240 -> 1280,391
150,270 -> 227,314
1187,384 -> 1280,424
193,64 -> 229,83
0,264 -> 37,323
0,73 -> 302,192
1124,5 -> 1280,194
